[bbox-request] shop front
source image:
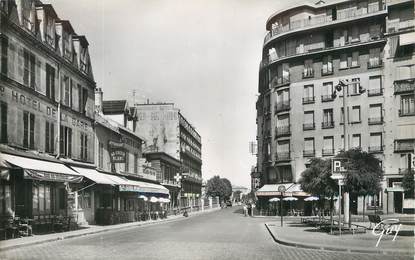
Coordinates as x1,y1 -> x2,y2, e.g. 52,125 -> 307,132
0,151 -> 83,234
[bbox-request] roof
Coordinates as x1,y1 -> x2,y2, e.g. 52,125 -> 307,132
73,35 -> 89,47
36,3 -> 58,19
102,100 -> 128,114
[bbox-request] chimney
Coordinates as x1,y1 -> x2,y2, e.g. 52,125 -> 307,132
95,88 -> 103,113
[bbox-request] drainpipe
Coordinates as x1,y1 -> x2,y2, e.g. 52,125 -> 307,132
56,64 -> 61,157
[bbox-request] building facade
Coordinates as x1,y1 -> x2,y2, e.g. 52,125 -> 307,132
256,0 -> 414,213
0,0 -> 95,220
135,103 -> 203,207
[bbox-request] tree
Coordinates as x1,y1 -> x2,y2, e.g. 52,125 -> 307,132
205,176 -> 232,202
337,148 -> 383,224
402,169 -> 414,199
220,178 -> 233,201
299,158 -> 337,227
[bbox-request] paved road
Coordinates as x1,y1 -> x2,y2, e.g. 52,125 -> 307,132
0,207 -> 410,260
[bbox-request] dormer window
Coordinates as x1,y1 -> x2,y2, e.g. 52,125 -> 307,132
22,2 -> 36,34
63,33 -> 72,61
45,17 -> 55,48
80,48 -> 89,74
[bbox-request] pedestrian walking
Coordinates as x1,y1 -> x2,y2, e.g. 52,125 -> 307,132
243,204 -> 247,217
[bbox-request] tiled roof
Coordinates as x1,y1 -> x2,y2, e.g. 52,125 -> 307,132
102,100 -> 128,114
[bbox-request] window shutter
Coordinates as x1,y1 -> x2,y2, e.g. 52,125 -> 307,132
29,113 -> 35,149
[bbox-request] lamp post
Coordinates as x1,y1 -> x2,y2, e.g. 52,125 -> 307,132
278,185 -> 286,227
332,80 -> 365,226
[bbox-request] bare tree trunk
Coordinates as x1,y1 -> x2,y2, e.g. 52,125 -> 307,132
330,195 -> 334,233
362,195 -> 366,222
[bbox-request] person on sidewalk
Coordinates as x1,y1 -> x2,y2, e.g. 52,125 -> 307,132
243,204 -> 247,217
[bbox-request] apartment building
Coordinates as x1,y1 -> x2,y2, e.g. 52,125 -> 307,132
256,0 -> 414,213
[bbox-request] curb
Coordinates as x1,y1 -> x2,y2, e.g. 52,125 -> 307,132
264,224 -> 413,256
0,208 -> 220,252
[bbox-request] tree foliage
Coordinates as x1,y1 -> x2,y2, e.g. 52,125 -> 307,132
337,148 -> 383,196
205,175 -> 233,202
299,158 -> 337,198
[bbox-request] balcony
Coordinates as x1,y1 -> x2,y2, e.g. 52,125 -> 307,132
368,88 -> 383,97
368,117 -> 383,125
302,69 -> 314,79
321,95 -> 335,102
272,76 -> 290,89
394,139 -> 415,153
322,121 -> 335,129
387,20 -> 415,34
275,101 -> 290,113
303,150 -> 315,157
368,146 -> 383,153
302,96 -> 315,104
367,59 -> 383,69
322,149 -> 335,156
275,125 -> 290,137
303,123 -> 315,131
394,79 -> 415,94
321,68 -> 334,76
399,109 -> 415,117
275,152 -> 290,162
264,4 -> 386,45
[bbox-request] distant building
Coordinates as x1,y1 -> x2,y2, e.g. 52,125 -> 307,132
135,103 -> 203,208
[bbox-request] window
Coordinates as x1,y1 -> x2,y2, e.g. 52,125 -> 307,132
340,107 -> 345,124
134,153 -> 138,173
369,104 -> 382,124
351,26 -> 359,43
0,102 -> 7,143
303,111 -> 315,130
322,82 -> 334,101
351,51 -> 359,67
23,111 -> 35,149
45,64 -> 55,100
322,55 -> 333,75
125,152 -> 129,172
323,136 -> 334,155
303,85 -> 314,103
352,134 -> 361,148
351,106 -> 361,123
62,76 -> 71,107
350,78 -> 360,95
369,133 -> 383,152
368,76 -> 382,96
78,85 -> 88,114
32,183 -> 51,214
303,59 -> 314,78
23,50 -> 35,88
80,133 -> 88,161
1,36 -> 8,75
369,24 -> 381,40
323,109 -> 334,126
98,142 -> 104,168
60,126 -> 72,157
45,121 -> 54,153
400,94 -> 415,116
340,53 -> 348,69
368,48 -> 381,68
304,138 -> 315,156
276,140 -> 290,160
0,184 -> 11,215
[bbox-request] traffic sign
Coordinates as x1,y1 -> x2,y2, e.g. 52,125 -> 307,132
331,173 -> 344,180
332,158 -> 348,174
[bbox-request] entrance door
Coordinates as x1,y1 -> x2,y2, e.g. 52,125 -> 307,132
394,192 -> 403,213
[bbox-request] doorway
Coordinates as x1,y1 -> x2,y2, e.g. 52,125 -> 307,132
394,192 -> 403,213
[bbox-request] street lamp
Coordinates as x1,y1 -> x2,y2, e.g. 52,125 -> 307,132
331,80 -> 365,227
278,185 -> 286,227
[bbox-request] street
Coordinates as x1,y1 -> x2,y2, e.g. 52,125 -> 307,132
0,207 -> 410,260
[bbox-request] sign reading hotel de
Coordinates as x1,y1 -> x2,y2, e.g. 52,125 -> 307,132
0,85 -> 92,133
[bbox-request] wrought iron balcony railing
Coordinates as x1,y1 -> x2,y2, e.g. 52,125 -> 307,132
368,117 -> 383,125
321,95 -> 335,102
394,79 -> 415,94
275,152 -> 291,162
303,150 -> 315,157
321,121 -> 335,129
275,102 -> 290,113
275,126 -> 290,137
322,149 -> 335,156
367,88 -> 383,96
302,96 -> 315,104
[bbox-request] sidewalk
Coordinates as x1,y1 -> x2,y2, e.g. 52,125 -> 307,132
265,221 -> 414,256
0,208 -> 220,251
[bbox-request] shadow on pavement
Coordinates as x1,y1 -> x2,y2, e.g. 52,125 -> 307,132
233,209 -> 244,214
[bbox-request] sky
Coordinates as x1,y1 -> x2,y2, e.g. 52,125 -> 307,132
45,0 -> 300,188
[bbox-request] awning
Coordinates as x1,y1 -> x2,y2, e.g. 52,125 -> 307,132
72,167 -> 118,185
1,153 -> 82,183
256,183 -> 310,197
399,32 -> 415,46
119,179 -> 169,196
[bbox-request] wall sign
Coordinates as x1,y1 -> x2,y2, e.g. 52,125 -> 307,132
108,141 -> 126,163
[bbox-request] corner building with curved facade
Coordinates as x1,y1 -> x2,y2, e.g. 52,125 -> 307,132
256,0 -> 414,214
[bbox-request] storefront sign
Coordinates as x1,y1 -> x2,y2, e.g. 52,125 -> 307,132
108,141 -> 126,163
24,169 -> 83,183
